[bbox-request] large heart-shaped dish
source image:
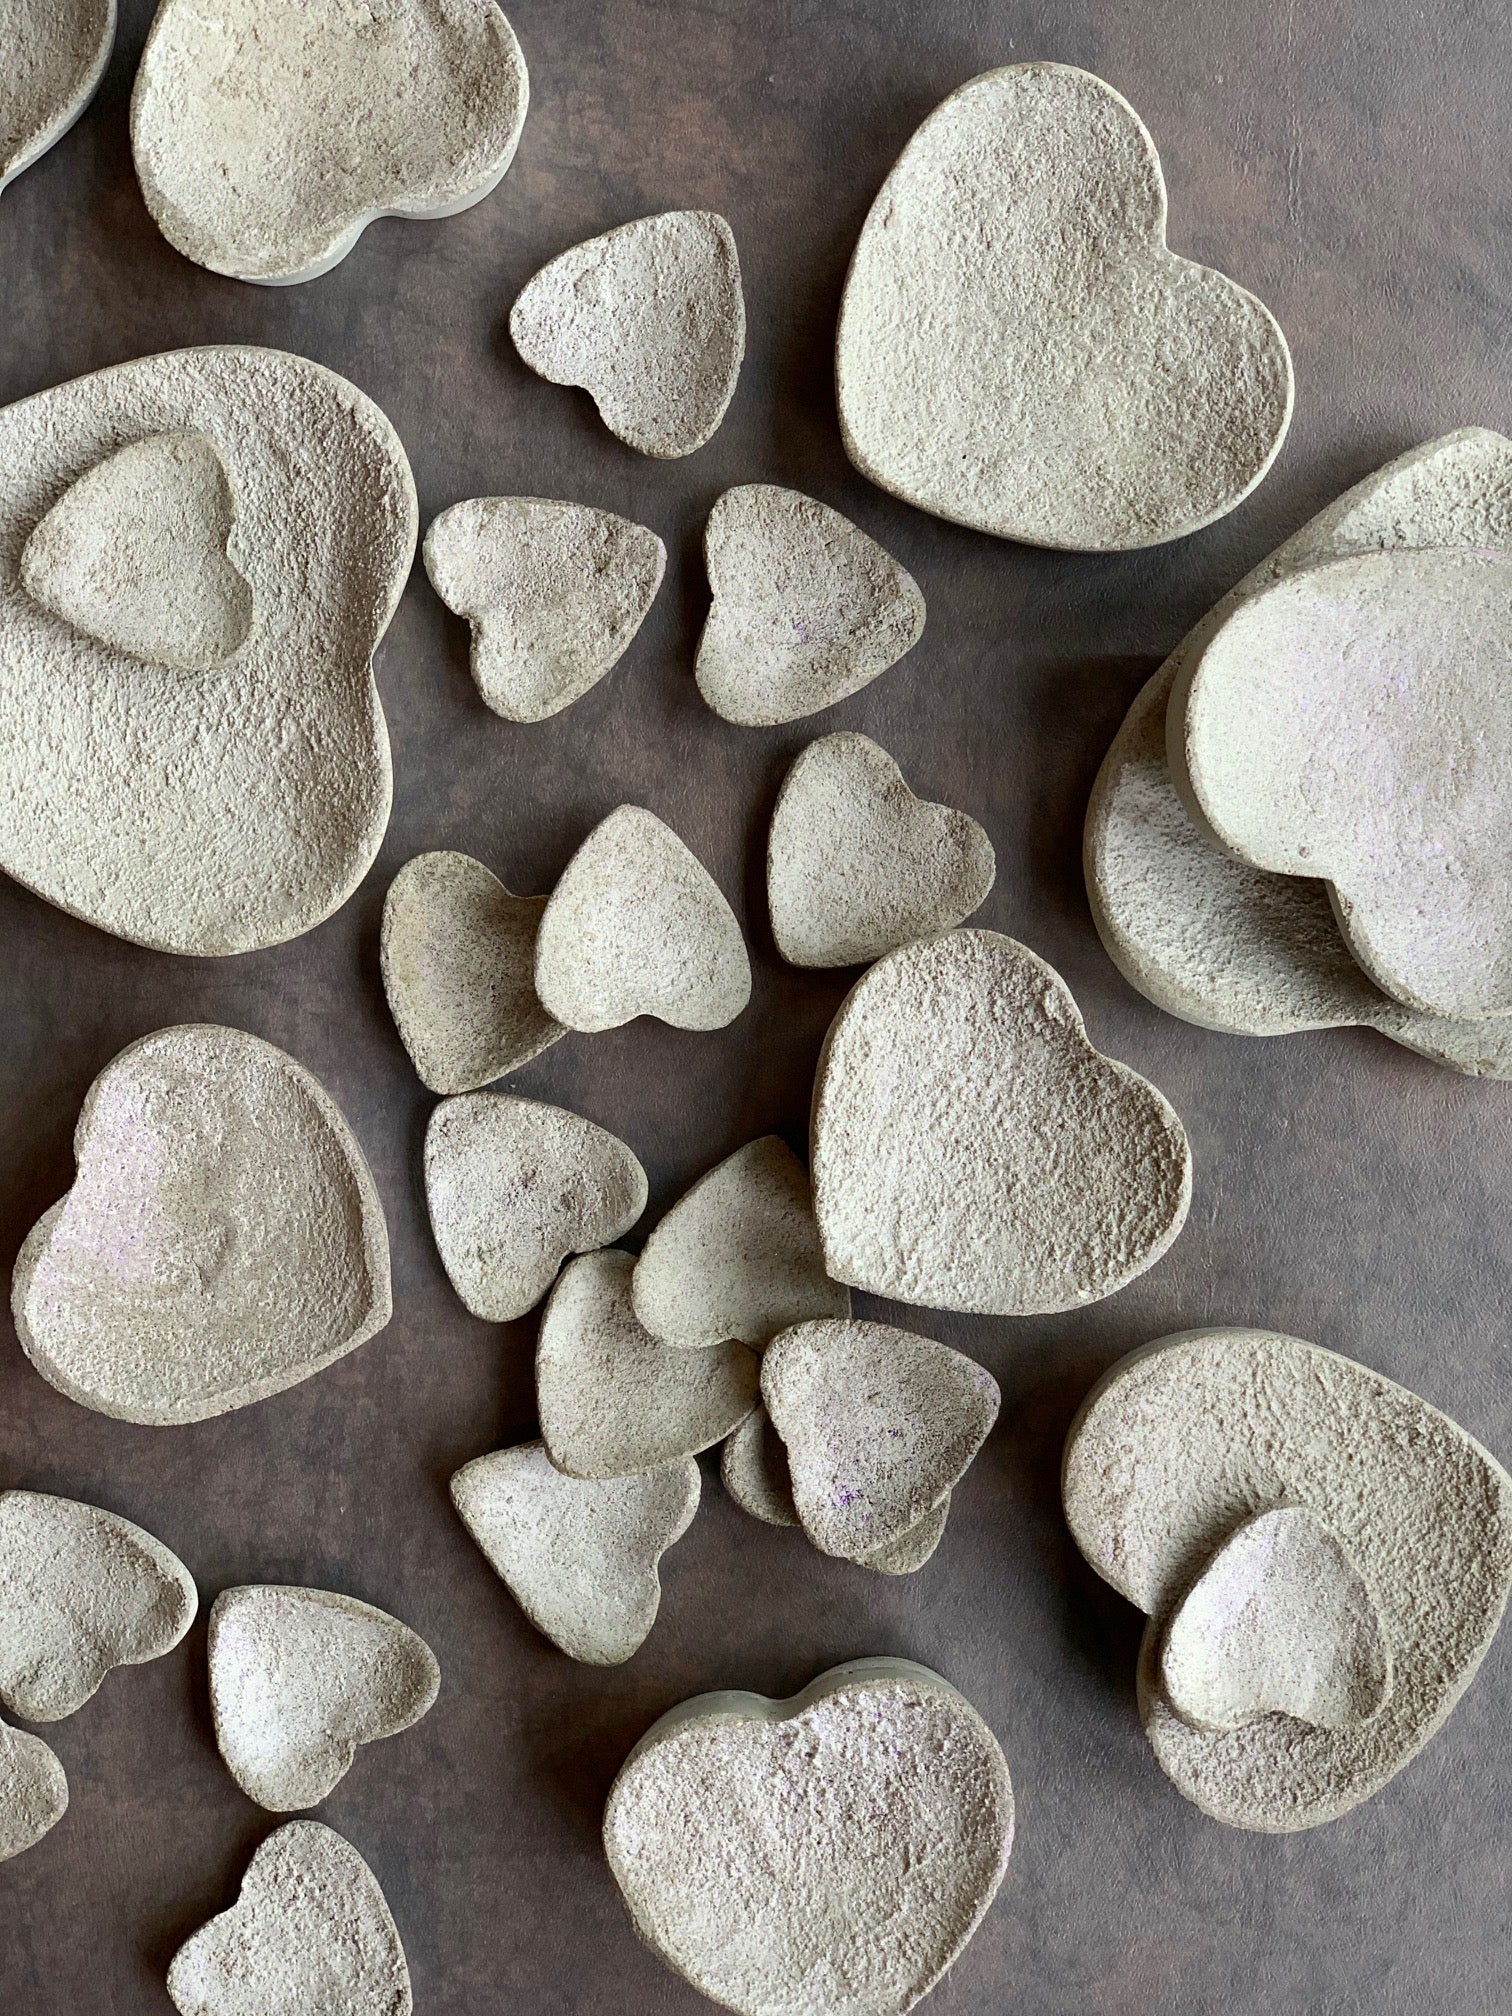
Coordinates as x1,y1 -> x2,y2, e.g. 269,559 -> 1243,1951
0,1490 -> 197,1719
209,1586 -> 440,1811
132,0 -> 529,285
811,930 -> 1190,1314
13,1025 -> 391,1424
0,347 -> 414,953
1085,426 -> 1512,1073
0,0 -> 115,198
836,63 -> 1292,551
167,1820 -> 411,2016
1064,1328 -> 1512,1829
603,1658 -> 1014,2016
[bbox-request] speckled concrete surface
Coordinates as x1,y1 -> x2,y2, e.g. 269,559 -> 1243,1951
3,2 -> 1512,2011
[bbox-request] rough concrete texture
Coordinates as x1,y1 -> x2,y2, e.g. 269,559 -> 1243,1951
862,1496 -> 950,1577
166,1819 -> 411,2016
452,1440 -> 699,1664
0,346 -> 414,953
1063,1328 -> 1512,1830
1085,428 -> 1512,1073
695,485 -> 924,726
13,1025 -> 391,1425
603,1658 -> 1014,2016
811,929 -> 1191,1314
632,1134 -> 849,1350
720,1408 -> 798,1528
0,0 -> 114,196
836,63 -> 1292,552
0,1489 -> 196,1720
537,1249 -> 759,1479
510,210 -> 745,457
762,1319 -> 997,1565
1172,546 -> 1512,1022
768,732 -> 995,967
424,496 -> 665,722
22,429 -> 253,671
131,0 -> 529,285
0,1717 -> 67,1864
208,1585 -> 440,1812
381,851 -> 563,1096
1159,1506 -> 1391,1734
534,804 -> 752,1032
423,1091 -> 646,1322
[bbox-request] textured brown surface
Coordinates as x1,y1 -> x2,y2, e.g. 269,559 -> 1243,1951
1,2 -> 1511,2011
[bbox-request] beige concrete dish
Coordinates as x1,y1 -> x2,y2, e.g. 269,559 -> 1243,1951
0,346 -> 414,954
22,429 -> 254,672
1085,428 -> 1512,1072
424,497 -> 665,722
534,805 -> 751,1032
695,486 -> 925,725
762,1319 -> 997,1565
452,1441 -> 699,1664
863,1497 -> 950,1577
510,211 -> 744,458
810,929 -> 1191,1314
603,1658 -> 1014,2016
537,1249 -> 759,1479
14,1026 -> 390,1425
132,0 -> 528,285
836,63 -> 1292,551
0,1490 -> 196,1719
768,732 -> 995,966
381,851 -> 563,1096
720,1408 -> 798,1528
424,1092 -> 646,1322
1159,1506 -> 1391,1734
0,1716 -> 67,1863
1172,546 -> 1512,1022
632,1135 -> 848,1350
1063,1328 -> 1512,1829
0,0 -> 115,198
209,1586 -> 440,1812
167,1819 -> 412,2016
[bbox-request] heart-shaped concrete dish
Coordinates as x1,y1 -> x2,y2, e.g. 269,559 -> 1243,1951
603,1658 -> 1014,2016
0,346 -> 414,954
423,497 -> 665,722
695,487 -> 924,726
538,1249 -> 759,1478
13,1025 -> 391,1424
0,1490 -> 196,1720
720,1408 -> 798,1528
0,0 -> 115,198
534,805 -> 751,1032
452,1441 -> 699,1664
209,1586 -> 440,1812
836,63 -> 1292,551
510,211 -> 744,457
22,429 -> 254,671
0,1717 -> 67,1863
1085,427 -> 1512,1074
1172,546 -> 1512,1022
381,851 -> 563,1096
762,1319 -> 997,1565
424,1092 -> 646,1322
167,1820 -> 411,2016
769,732 -> 995,967
632,1135 -> 848,1350
132,0 -> 528,285
1160,1506 -> 1391,1734
1063,1328 -> 1512,1829
811,929 -> 1190,1314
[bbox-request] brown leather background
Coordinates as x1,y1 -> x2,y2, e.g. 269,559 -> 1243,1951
3,3 -> 1511,2011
